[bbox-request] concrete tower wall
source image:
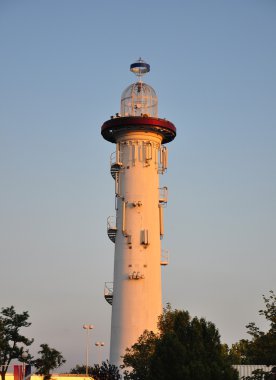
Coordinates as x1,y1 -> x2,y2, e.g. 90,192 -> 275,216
110,131 -> 164,365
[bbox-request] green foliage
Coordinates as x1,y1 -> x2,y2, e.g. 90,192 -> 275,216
242,369 -> 267,380
91,360 -> 121,380
70,361 -> 121,379
70,364 -> 92,374
227,340 -> 251,364
0,306 -> 66,380
123,331 -> 157,380
122,304 -> 238,380
259,292 -> 276,330
0,306 -> 33,380
242,367 -> 276,380
229,291 -> 276,365
33,344 -> 66,379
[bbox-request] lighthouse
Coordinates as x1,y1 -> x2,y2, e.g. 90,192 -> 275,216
101,59 -> 176,367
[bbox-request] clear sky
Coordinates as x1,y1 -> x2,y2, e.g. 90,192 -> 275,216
0,0 -> 275,372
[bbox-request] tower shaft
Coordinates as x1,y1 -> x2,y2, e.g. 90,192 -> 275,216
110,131 -> 164,365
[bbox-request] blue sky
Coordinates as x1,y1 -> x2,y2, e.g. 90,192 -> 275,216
0,0 -> 275,371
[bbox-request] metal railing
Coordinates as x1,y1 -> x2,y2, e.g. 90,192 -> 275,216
107,216 -> 116,231
104,282 -> 113,297
161,249 -> 169,265
104,282 -> 114,305
110,151 -> 123,167
159,186 -> 168,205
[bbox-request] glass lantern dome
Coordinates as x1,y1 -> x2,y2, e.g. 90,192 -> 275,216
120,59 -> 158,118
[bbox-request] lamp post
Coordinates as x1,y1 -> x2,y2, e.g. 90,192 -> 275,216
21,351 -> 28,380
83,324 -> 94,375
95,342 -> 104,365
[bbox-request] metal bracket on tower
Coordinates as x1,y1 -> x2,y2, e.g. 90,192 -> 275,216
158,145 -> 168,174
141,229 -> 150,246
128,271 -> 145,280
144,142 -> 152,166
122,200 -> 127,236
159,205 -> 164,238
161,249 -> 169,266
127,235 -> 132,246
132,201 -> 142,207
159,186 -> 168,206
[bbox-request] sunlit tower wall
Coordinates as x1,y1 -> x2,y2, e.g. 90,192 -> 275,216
101,59 -> 176,367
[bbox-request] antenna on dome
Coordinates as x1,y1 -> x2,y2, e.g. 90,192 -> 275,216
130,58 -> 150,81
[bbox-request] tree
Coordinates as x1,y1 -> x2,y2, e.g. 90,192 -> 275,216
33,344 -> 66,380
70,361 -> 121,379
0,306 -> 66,380
244,369 -> 269,380
227,340 -> 251,364
0,306 -> 33,380
229,291 -> 276,365
242,367 -> 276,380
70,364 -> 92,374
122,304 -> 238,380
90,361 -> 121,380
121,331 -> 157,380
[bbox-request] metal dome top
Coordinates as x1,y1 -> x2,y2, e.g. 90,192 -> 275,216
120,59 -> 158,117
130,58 -> 150,79
101,59 -> 176,144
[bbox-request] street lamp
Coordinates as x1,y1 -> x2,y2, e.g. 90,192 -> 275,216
21,352 -> 28,380
95,342 -> 105,365
83,324 -> 94,376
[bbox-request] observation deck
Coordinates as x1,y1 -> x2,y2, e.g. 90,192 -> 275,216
101,116 -> 176,144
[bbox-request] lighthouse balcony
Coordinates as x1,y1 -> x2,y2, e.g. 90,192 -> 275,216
107,216 -> 117,243
161,249 -> 169,266
104,282 -> 113,305
110,152 -> 123,180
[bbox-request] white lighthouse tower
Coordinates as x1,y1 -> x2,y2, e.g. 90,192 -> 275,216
101,59 -> 176,367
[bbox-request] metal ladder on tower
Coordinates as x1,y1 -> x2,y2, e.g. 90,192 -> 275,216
107,216 -> 117,243
110,162 -> 122,180
104,282 -> 113,305
110,151 -> 123,180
